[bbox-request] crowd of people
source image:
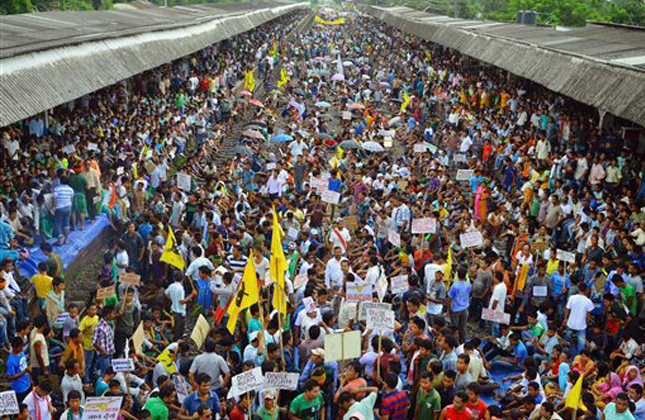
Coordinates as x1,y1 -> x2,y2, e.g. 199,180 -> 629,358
1,6 -> 645,420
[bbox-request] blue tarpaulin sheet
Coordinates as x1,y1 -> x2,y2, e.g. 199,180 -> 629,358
18,215 -> 110,279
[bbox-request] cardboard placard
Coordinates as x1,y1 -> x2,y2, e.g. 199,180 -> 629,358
97,285 -> 116,300
83,396 -> 124,420
229,367 -> 265,398
111,358 -> 135,373
190,314 -> 210,349
397,180 -> 408,190
460,231 -> 483,248
321,190 -> 341,205
556,249 -> 576,264
131,322 -> 145,356
338,301 -> 358,328
324,330 -> 362,362
533,286 -> 548,297
346,284 -> 373,301
456,169 -> 474,181
366,308 -> 396,331
264,372 -> 299,391
0,391 -> 19,416
390,275 -> 409,295
388,229 -> 401,247
176,173 -> 192,191
411,218 -> 436,234
481,308 -> 510,325
531,241 -> 548,252
413,143 -> 427,153
119,272 -> 141,287
343,215 -> 359,230
358,301 -> 392,321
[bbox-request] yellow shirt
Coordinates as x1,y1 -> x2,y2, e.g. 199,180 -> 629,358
78,315 -> 99,351
546,259 -> 559,276
30,274 -> 53,299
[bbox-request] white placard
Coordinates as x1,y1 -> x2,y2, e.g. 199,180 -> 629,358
533,286 -> 548,297
0,391 -> 19,416
358,301 -> 392,321
116,166 -> 124,175
294,274 -> 308,290
556,249 -> 576,264
346,283 -> 373,301
411,218 -> 436,234
63,144 -> 76,154
57,312 -> 70,324
267,162 -> 276,171
229,367 -> 265,398
177,173 -> 192,191
413,144 -> 427,153
376,274 -> 388,303
379,130 -> 396,137
287,227 -> 299,240
264,372 -> 299,391
390,275 -> 409,295
366,308 -> 395,331
87,142 -> 99,152
111,358 -> 135,373
388,229 -> 401,247
428,143 -> 438,154
311,177 -> 327,193
460,231 -> 483,248
321,190 -> 341,205
481,308 -> 511,325
453,153 -> 467,163
338,301 -> 358,328
456,169 -> 474,181
342,111 -> 352,120
324,330 -> 362,362
83,396 -> 124,420
384,139 -> 393,148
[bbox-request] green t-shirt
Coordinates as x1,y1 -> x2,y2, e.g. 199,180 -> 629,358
416,388 -> 441,419
289,394 -> 323,420
620,284 -> 637,315
257,406 -> 279,420
145,397 -> 169,420
530,322 -> 546,338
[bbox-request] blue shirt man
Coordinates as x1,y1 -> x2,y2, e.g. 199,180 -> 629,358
448,279 -> 472,312
182,388 -> 220,417
196,267 -> 214,312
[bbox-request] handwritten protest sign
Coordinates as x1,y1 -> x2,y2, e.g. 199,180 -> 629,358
388,229 -> 401,247
338,301 -> 358,328
83,396 -> 123,420
324,330 -> 362,362
294,274 -> 309,290
453,153 -> 467,163
229,367 -> 265,398
346,284 -> 373,301
311,177 -> 327,193
456,169 -> 474,181
343,215 -> 358,230
428,143 -> 438,154
384,139 -> 393,148
556,249 -> 576,264
63,144 -> 76,154
0,391 -> 19,416
264,372 -> 299,391
482,308 -> 511,325
96,285 -> 116,300
359,301 -> 392,321
119,272 -> 141,287
176,173 -> 192,191
190,314 -> 210,349
366,308 -> 396,331
413,144 -> 427,153
411,218 -> 436,234
533,286 -> 548,297
132,322 -> 145,355
111,358 -> 135,373
321,190 -> 341,205
531,241 -> 548,252
390,275 -> 409,295
287,227 -> 299,240
460,231 -> 483,248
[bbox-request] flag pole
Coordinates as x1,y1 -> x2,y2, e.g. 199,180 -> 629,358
253,250 -> 266,356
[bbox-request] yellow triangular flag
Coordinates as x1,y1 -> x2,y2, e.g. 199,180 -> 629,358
226,252 -> 260,334
565,374 -> 587,412
270,208 -> 288,315
160,226 -> 185,271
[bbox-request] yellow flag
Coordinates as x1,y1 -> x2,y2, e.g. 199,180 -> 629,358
277,68 -> 289,88
445,247 -> 453,282
314,16 -> 345,25
157,348 -> 177,374
226,252 -> 260,334
269,41 -> 278,57
270,208 -> 288,315
98,125 -> 104,138
565,374 -> 587,412
244,71 -> 255,92
401,91 -> 412,112
160,226 -> 185,271
425,51 -> 432,62
336,145 -> 344,160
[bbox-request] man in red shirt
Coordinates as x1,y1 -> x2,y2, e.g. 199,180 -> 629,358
439,391 -> 475,420
465,383 -> 487,420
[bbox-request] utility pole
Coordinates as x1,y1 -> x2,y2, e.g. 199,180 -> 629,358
453,0 -> 458,18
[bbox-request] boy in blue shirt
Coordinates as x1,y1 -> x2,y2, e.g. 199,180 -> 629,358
6,336 -> 32,401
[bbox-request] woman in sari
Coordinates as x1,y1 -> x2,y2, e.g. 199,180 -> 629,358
474,182 -> 489,221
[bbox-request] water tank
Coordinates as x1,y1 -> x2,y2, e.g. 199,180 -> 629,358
517,11 -> 524,23
524,11 -> 537,25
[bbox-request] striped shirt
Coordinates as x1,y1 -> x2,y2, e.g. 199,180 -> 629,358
92,318 -> 115,356
53,184 -> 74,209
225,254 -> 248,273
381,390 -> 408,420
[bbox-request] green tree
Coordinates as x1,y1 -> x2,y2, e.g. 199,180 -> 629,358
0,0 -> 34,14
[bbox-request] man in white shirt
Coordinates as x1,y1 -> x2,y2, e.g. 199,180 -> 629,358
459,132 -> 473,153
390,196 -> 411,233
488,272 -> 508,337
324,247 -> 344,290
328,219 -> 351,254
23,381 -> 54,420
564,282 -> 595,357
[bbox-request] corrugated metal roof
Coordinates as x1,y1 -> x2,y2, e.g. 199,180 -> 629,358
0,2 -> 307,127
362,5 -> 645,128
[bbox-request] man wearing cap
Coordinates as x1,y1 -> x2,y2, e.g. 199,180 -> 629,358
300,348 -> 338,395
329,218 -> 351,255
243,331 -> 265,366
